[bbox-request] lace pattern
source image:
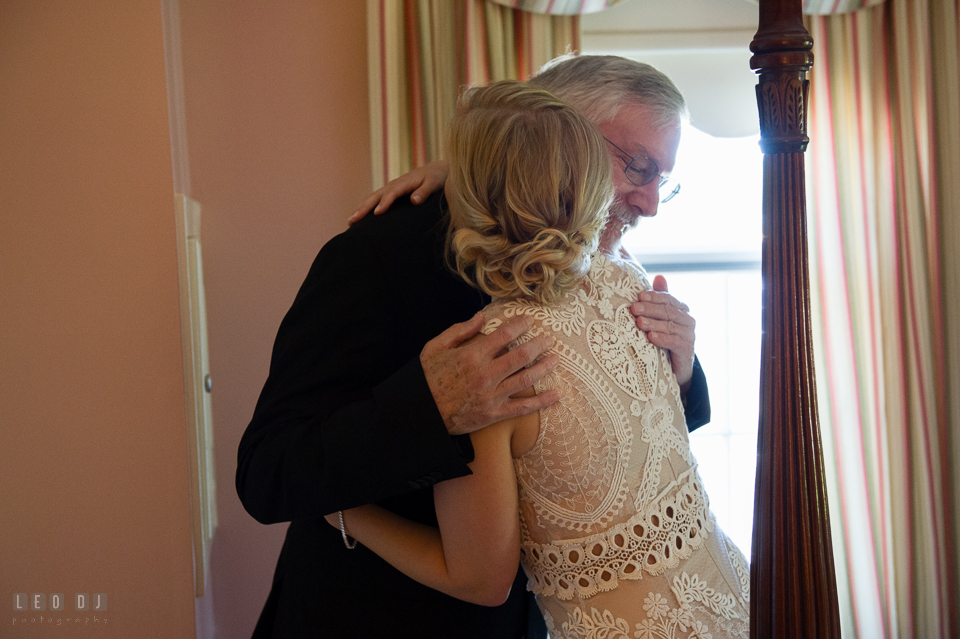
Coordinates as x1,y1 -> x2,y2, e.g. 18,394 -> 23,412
520,469 -> 711,600
515,340 -> 633,533
482,253 -> 749,638
726,533 -> 750,608
586,305 -> 660,402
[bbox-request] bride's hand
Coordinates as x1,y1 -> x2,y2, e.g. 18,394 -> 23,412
348,160 -> 450,225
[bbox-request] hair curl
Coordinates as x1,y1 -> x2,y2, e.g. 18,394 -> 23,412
446,81 -> 614,306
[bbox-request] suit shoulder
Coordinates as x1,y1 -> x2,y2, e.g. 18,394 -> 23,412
345,192 -> 447,247
301,192 -> 447,286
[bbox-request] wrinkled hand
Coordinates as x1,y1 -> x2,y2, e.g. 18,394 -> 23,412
421,312 -> 560,436
631,275 -> 696,391
349,160 -> 450,225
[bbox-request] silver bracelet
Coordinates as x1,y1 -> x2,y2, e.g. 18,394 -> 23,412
338,510 -> 358,549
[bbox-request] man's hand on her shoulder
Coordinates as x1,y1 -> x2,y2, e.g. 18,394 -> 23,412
348,160 -> 450,226
421,313 -> 560,437
630,274 -> 696,392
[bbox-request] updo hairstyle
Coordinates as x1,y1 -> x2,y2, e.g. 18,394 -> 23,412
446,80 -> 614,306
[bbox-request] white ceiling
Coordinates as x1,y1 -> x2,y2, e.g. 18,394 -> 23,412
581,0 -> 761,137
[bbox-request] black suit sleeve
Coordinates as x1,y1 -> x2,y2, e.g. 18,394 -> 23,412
683,355 -> 710,432
236,227 -> 472,525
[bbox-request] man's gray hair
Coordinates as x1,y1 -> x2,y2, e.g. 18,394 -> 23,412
530,54 -> 687,129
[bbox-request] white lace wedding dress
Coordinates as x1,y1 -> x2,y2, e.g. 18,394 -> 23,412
482,252 -> 750,639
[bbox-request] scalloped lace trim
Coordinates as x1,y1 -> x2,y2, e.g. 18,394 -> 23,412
521,468 -> 712,601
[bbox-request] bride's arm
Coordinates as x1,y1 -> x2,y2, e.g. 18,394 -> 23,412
327,415 -> 526,606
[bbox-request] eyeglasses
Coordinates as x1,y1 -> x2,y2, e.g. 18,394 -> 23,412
603,137 -> 681,203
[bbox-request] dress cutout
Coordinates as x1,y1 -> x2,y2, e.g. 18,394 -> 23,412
482,253 -> 750,639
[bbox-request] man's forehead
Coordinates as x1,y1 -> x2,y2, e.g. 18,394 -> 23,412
602,106 -> 680,163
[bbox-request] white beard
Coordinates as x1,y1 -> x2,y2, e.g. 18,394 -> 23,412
608,200 -> 640,231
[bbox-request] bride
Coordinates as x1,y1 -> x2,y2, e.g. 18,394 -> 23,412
327,80 -> 749,639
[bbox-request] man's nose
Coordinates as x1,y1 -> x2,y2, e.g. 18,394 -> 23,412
626,180 -> 661,216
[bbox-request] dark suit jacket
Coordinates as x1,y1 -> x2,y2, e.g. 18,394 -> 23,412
237,193 -> 711,638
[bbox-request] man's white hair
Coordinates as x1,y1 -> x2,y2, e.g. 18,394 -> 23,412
530,54 -> 687,129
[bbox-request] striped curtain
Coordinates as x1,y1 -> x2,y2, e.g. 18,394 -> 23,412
367,0 -> 579,188
805,1 -> 960,637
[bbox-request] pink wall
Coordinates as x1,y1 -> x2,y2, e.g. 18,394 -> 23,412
1,2 -> 370,638
179,2 -> 371,637
0,2 -> 196,637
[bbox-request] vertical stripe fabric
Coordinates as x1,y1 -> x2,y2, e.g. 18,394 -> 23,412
367,0 -> 578,188
806,1 -> 960,637
935,2 -> 960,637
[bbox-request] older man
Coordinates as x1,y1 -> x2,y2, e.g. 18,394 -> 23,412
238,54 -> 708,638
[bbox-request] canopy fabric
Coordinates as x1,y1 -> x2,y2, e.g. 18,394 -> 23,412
485,0 -> 626,15
747,0 -> 887,15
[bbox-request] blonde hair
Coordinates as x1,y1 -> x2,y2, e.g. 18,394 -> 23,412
446,80 -> 613,306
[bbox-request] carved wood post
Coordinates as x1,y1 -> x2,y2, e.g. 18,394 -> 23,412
750,1 -> 841,637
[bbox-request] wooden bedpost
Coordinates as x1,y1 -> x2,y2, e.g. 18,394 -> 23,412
750,0 -> 841,636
